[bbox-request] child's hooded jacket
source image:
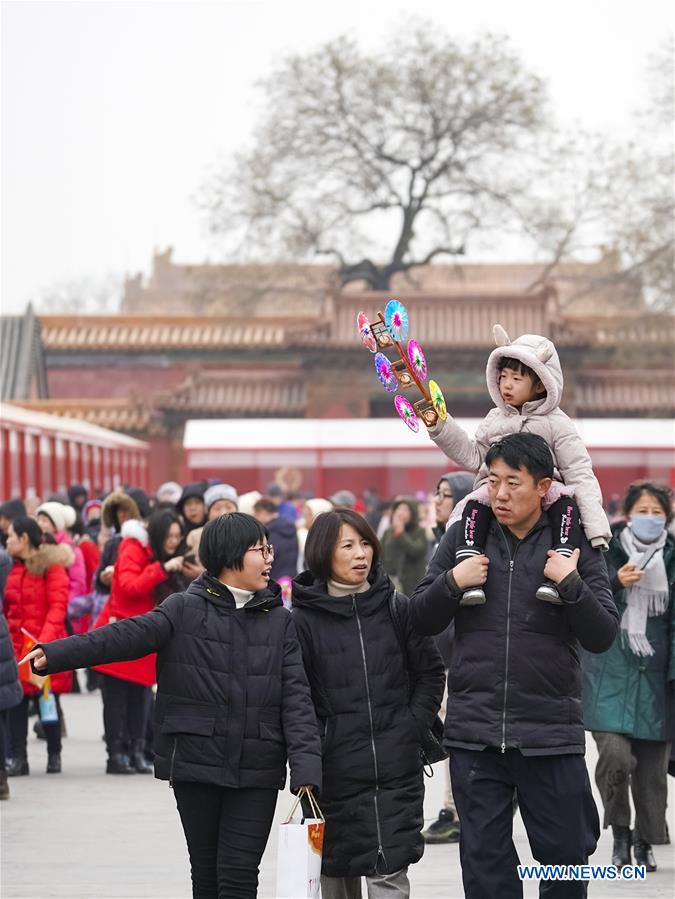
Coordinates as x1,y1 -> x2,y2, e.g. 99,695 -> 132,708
428,328 -> 611,545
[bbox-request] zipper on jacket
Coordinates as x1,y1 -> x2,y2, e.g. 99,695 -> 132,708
352,596 -> 387,870
497,530 -> 521,754
168,737 -> 177,788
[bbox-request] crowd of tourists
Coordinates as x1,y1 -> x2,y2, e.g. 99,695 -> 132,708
2,327 -> 674,899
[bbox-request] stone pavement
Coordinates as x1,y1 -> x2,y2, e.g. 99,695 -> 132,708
1,690 -> 673,898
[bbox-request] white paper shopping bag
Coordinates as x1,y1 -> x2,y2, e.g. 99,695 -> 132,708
275,788 -> 325,899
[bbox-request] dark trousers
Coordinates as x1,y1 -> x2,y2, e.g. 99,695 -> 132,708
0,709 -> 8,770
173,781 -> 278,899
450,748 -> 600,899
100,674 -> 151,755
8,694 -> 62,757
592,732 -> 670,843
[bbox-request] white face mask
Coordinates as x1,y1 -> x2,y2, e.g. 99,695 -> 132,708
629,514 -> 666,543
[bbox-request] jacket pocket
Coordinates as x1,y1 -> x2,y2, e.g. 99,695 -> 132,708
161,715 -> 216,736
259,721 -> 285,743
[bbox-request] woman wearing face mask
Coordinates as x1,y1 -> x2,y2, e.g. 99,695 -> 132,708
582,481 -> 675,874
292,509 -> 445,899
22,512 -> 320,899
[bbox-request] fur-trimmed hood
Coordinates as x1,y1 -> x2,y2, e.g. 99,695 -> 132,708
120,519 -> 149,546
486,326 -> 563,416
24,543 -> 73,576
102,491 -> 142,529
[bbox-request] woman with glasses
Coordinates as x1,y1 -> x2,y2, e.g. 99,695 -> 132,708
22,512 -> 321,899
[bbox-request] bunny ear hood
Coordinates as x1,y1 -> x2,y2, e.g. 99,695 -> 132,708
486,331 -> 563,415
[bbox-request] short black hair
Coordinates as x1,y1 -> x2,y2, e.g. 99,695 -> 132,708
304,509 -> 380,581
485,433 -> 554,483
147,508 -> 184,563
497,356 -> 539,381
199,512 -> 268,576
11,516 -> 43,549
622,481 -> 673,524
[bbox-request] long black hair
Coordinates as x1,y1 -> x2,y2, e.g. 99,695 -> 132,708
147,509 -> 184,563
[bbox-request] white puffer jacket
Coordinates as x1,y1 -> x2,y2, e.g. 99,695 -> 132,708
428,329 -> 611,545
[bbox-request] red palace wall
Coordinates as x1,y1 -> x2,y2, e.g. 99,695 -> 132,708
47,367 -> 188,399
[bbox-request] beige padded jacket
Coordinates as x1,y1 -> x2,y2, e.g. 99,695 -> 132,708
428,331 -> 611,546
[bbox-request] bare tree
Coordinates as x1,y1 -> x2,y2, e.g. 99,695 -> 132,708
201,25 -> 548,290
34,272 -> 123,314
511,39 -> 673,311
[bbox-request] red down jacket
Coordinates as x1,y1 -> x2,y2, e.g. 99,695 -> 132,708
93,521 -> 167,687
4,543 -> 73,696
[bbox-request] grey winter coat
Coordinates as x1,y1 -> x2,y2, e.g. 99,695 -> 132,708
428,331 -> 611,545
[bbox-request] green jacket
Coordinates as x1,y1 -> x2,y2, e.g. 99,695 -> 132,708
380,525 -> 428,598
582,523 -> 675,740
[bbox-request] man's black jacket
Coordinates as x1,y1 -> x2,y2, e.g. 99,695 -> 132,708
410,515 -> 618,755
35,573 -> 322,790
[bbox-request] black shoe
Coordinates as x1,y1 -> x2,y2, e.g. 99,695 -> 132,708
0,771 -> 9,799
536,580 -> 562,603
633,837 -> 657,871
611,825 -> 632,869
46,753 -> 62,773
106,754 -> 136,774
422,809 -> 460,844
132,740 -> 153,774
459,588 -> 486,606
6,757 -> 29,777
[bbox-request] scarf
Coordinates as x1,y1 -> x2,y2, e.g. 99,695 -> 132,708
618,526 -> 668,656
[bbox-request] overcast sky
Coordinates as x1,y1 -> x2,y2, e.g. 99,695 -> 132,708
1,0 -> 672,314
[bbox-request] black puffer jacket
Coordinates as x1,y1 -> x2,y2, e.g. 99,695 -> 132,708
411,515 -> 618,755
292,565 -> 445,877
0,610 -> 22,712
36,573 -> 322,790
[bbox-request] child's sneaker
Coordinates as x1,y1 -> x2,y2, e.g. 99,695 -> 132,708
536,580 -> 562,603
456,544 -> 487,606
460,587 -> 487,606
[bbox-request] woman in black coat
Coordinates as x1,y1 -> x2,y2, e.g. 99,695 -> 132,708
23,513 -> 321,899
292,508 -> 445,899
0,608 -> 22,799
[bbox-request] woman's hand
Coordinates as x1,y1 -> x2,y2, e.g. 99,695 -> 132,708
19,647 -> 48,671
99,565 -> 114,587
617,562 -> 645,588
182,560 -> 204,579
164,556 -> 184,573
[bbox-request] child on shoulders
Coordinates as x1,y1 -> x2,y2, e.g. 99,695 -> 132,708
426,325 -> 611,605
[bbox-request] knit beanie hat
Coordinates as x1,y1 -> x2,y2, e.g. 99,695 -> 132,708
36,501 -> 68,533
204,484 -> 238,512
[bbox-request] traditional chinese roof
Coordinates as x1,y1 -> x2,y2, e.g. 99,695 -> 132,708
39,316 -> 323,352
157,369 -> 307,415
15,399 -> 157,433
0,305 -> 48,400
574,370 -> 675,415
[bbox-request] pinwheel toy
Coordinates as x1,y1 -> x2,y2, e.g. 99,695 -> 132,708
355,299 -> 449,432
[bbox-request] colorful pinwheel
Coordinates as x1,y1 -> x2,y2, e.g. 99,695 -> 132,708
374,353 -> 397,392
429,379 -> 448,421
384,299 -> 409,342
356,311 -> 377,353
407,340 -> 427,380
394,395 -> 419,432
